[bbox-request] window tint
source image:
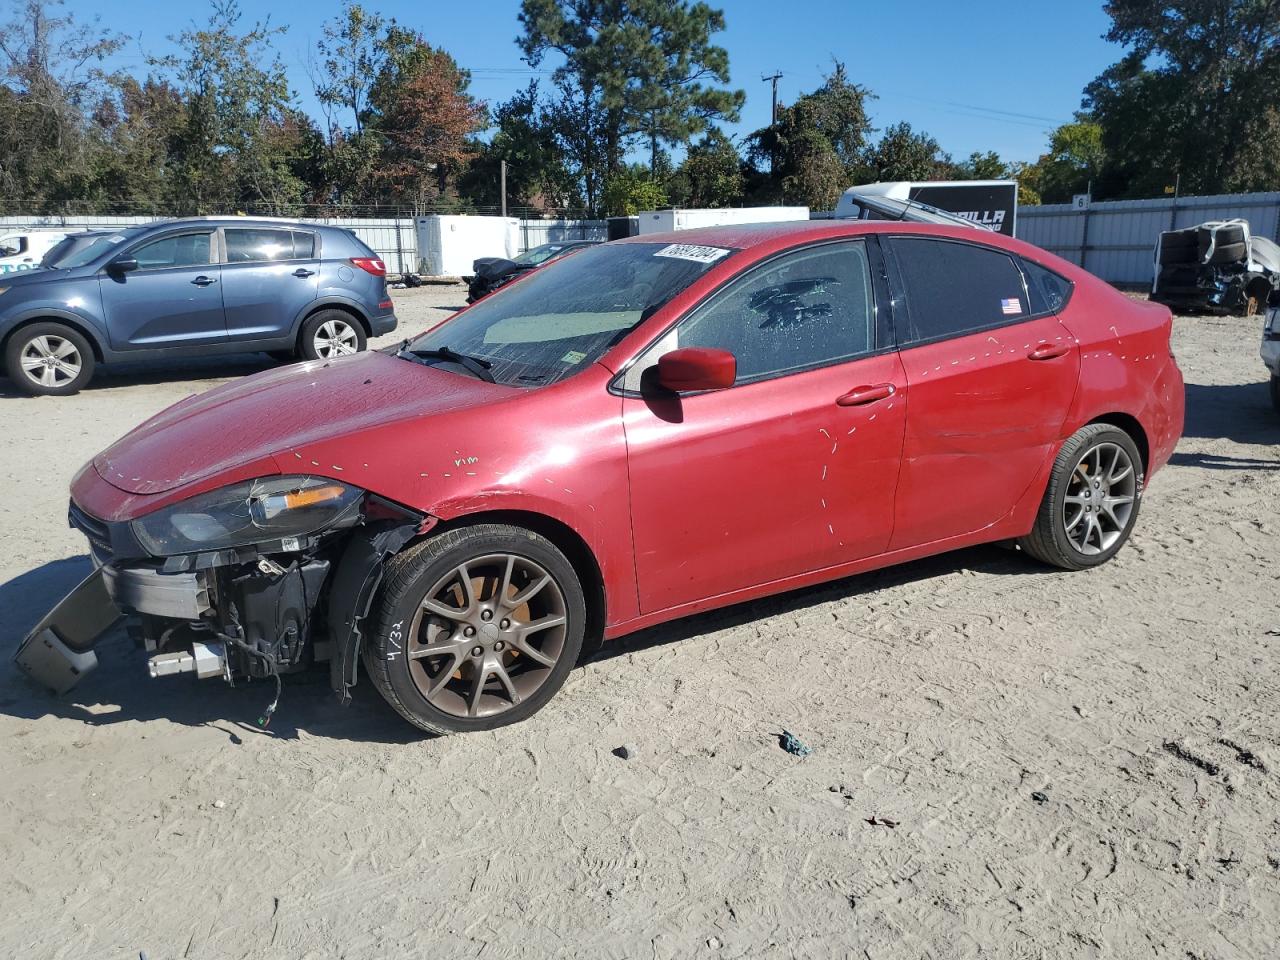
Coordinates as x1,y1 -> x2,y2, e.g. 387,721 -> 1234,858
1021,258 -> 1072,313
226,228 -> 312,262
665,240 -> 875,385
131,233 -> 212,270
888,237 -> 1029,343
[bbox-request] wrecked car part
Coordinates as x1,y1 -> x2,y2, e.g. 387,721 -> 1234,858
148,638 -> 226,679
102,565 -> 212,620
13,568 -> 120,694
327,516 -> 424,706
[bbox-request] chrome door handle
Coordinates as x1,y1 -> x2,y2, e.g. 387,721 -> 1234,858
191,275 -> 217,286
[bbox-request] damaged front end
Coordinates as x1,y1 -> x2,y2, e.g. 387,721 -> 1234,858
14,476 -> 425,716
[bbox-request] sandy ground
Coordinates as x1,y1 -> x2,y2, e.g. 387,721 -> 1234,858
0,286 -> 1278,959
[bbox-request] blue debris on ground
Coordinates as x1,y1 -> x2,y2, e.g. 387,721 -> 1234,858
779,730 -> 812,757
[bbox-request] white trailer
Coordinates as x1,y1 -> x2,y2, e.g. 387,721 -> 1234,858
636,206 -> 810,235
836,181 -> 1018,236
414,215 -> 520,277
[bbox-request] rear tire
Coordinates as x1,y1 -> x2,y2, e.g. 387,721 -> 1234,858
1018,424 -> 1144,571
299,309 -> 366,361
365,524 -> 586,735
1270,375 -> 1280,414
4,322 -> 95,396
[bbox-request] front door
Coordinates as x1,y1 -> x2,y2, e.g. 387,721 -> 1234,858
883,236 -> 1080,549
220,227 -> 321,341
622,239 -> 907,615
100,230 -> 225,350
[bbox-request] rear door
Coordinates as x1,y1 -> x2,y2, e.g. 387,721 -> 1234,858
220,227 -> 320,341
99,229 -> 225,349
883,236 -> 1079,550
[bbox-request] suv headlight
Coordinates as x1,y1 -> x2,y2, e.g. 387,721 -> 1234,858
132,475 -> 363,556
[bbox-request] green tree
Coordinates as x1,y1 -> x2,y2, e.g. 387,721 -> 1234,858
864,122 -> 953,182
668,128 -> 743,207
159,0 -> 309,214
956,150 -> 1008,180
747,63 -> 874,209
1086,0 -> 1280,197
0,0 -> 125,212
517,0 -> 743,185
1023,120 -> 1105,203
601,163 -> 667,215
313,2 -> 385,139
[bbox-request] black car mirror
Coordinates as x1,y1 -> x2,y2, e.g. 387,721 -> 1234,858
108,256 -> 139,274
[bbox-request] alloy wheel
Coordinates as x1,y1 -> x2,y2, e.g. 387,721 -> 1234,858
313,319 -> 359,358
20,335 -> 82,389
1062,441 -> 1137,556
406,553 -> 568,718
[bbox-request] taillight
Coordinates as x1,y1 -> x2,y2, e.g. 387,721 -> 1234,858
350,257 -> 386,276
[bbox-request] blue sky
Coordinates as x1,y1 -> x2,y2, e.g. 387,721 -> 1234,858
78,0 -> 1120,163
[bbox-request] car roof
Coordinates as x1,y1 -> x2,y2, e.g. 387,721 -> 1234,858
615,218 -> 995,250
143,216 -> 328,230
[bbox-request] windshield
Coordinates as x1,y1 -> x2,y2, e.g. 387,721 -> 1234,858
45,229 -> 140,269
407,241 -> 732,386
513,243 -> 568,266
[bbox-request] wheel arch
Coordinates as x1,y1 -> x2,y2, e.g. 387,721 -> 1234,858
2,314 -> 106,363
1086,412 -> 1149,472
427,509 -> 607,657
297,300 -> 372,344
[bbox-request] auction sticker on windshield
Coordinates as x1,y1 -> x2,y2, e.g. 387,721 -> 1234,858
654,244 -> 730,264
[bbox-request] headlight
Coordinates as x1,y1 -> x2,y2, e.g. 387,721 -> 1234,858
132,475 -> 363,555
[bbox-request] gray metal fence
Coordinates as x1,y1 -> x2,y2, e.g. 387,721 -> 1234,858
1016,192 -> 1280,286
518,219 -> 608,249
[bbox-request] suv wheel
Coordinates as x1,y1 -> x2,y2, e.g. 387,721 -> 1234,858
299,310 -> 366,361
5,322 -> 95,396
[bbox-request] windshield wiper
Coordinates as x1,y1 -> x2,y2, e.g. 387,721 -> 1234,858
398,343 -> 495,383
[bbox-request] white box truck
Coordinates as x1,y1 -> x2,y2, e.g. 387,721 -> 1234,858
415,215 -> 520,277
835,181 -> 1018,236
0,228 -> 76,274
636,207 -> 810,235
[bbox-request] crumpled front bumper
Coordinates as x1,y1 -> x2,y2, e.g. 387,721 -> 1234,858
13,568 -> 120,694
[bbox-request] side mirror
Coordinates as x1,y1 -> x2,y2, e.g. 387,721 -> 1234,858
108,256 -> 139,274
656,347 -> 736,393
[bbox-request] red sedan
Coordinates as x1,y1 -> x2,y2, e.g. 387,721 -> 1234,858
17,221 -> 1185,735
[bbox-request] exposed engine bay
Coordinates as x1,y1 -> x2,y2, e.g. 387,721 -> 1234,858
14,480 -> 425,726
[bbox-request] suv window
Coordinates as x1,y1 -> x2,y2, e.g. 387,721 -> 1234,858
225,228 -> 314,263
131,233 -> 212,270
888,237 -> 1030,343
1021,258 -> 1073,313
639,241 -> 875,387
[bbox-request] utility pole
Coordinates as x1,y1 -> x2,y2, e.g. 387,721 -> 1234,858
500,159 -> 508,219
762,72 -> 782,175
762,71 -> 782,125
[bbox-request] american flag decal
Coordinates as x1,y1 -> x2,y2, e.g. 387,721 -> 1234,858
1001,298 -> 1022,315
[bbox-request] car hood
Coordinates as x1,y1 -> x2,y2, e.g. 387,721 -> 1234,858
93,351 -> 515,495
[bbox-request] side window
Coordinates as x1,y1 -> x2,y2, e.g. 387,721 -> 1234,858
292,231 -> 316,259
888,237 -> 1030,343
651,241 -> 876,386
0,235 -> 27,256
226,228 -> 297,263
130,233 -> 212,270
1021,258 -> 1073,314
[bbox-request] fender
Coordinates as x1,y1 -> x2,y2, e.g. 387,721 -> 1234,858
2,306 -> 109,357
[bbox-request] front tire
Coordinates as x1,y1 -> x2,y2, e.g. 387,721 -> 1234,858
1018,424 -> 1143,571
299,310 -> 366,361
5,322 -> 95,396
366,524 -> 586,735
